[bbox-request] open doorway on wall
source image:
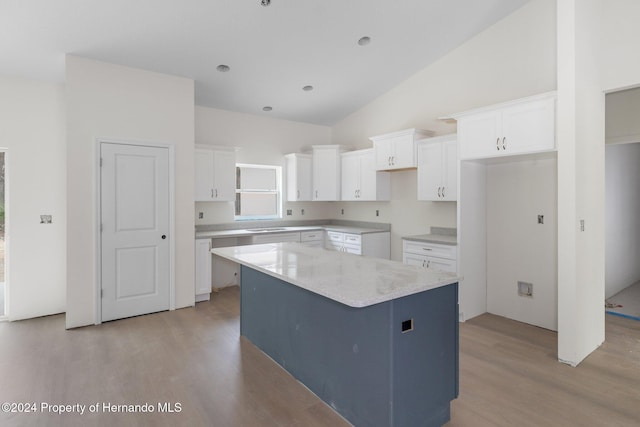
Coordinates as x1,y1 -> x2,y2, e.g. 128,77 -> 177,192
0,151 -> 5,317
604,87 -> 640,321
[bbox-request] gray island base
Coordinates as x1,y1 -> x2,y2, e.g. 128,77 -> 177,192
213,243 -> 460,427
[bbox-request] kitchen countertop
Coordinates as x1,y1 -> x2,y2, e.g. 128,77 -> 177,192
211,242 -> 461,308
196,224 -> 389,239
402,233 -> 457,245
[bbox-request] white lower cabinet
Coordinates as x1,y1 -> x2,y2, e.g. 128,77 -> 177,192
402,240 -> 457,273
251,232 -> 301,244
325,231 -> 390,259
301,230 -> 324,247
195,239 -> 212,302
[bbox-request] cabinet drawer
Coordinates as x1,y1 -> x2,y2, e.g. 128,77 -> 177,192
327,231 -> 344,242
343,233 -> 361,245
301,230 -> 323,242
402,240 -> 457,260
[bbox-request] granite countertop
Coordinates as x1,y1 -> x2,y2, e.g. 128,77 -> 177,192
212,243 -> 461,308
403,226 -> 457,246
402,234 -> 457,246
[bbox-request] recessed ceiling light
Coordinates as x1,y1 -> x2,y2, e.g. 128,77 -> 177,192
357,36 -> 371,46
302,85 -> 314,92
216,64 -> 230,72
261,0 -> 271,6
262,106 -> 273,112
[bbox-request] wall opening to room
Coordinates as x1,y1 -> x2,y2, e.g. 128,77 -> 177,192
0,150 -> 6,318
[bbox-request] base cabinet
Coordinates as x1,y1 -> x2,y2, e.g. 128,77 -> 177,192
402,240 -> 457,273
325,231 -> 390,259
195,239 -> 212,302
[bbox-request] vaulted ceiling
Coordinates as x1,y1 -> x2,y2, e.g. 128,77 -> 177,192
0,0 -> 530,125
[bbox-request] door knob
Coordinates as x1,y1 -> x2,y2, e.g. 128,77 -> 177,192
161,235 -> 167,239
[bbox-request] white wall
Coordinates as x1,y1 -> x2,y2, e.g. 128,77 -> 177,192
557,0 -> 606,366
486,158 -> 558,331
194,106 -> 333,224
331,0 -> 557,261
605,87 -> 640,144
0,75 -> 66,320
66,56 -> 195,328
601,0 -> 640,92
605,143 -> 640,298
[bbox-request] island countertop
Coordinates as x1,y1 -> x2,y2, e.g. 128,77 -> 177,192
212,242 -> 461,308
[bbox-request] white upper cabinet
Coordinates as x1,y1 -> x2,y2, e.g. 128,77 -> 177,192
417,134 -> 457,201
194,145 -> 236,202
341,149 -> 390,201
312,145 -> 342,201
285,153 -> 312,201
453,92 -> 556,160
369,128 -> 434,171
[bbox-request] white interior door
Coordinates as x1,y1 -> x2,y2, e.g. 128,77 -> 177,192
101,142 -> 170,322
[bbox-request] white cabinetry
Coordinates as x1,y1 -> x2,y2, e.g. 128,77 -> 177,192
195,239 -> 212,302
301,230 -> 324,247
285,153 -> 312,201
194,145 -> 236,201
251,232 -> 301,244
341,149 -> 390,201
402,240 -> 457,273
369,128 -> 434,171
417,134 -> 457,201
454,92 -> 556,160
325,231 -> 390,259
312,145 -> 342,201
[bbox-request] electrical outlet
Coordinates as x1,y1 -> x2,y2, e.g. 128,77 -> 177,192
580,219 -> 585,231
286,209 -> 292,216
40,215 -> 52,224
198,212 -> 204,219
341,209 -> 344,215
538,215 -> 544,224
301,209 -> 305,215
376,210 -> 379,217
518,281 -> 533,297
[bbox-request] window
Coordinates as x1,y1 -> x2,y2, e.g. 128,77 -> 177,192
235,164 -> 282,220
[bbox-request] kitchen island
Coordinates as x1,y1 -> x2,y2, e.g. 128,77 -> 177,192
212,243 -> 461,427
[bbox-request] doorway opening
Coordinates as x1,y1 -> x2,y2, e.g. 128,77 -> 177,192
0,151 -> 6,318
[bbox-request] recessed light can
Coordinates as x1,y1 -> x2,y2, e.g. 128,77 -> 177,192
357,36 -> 371,46
262,106 -> 273,112
216,64 -> 230,72
302,85 -> 314,91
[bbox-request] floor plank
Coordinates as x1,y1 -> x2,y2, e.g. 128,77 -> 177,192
1,286 -> 639,426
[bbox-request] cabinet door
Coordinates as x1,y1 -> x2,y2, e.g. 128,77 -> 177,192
374,140 -> 394,170
341,154 -> 360,201
417,142 -> 444,201
501,97 -> 555,155
194,149 -> 215,201
424,256 -> 457,273
441,138 -> 458,201
457,110 -> 501,160
212,150 -> 236,201
195,239 -> 212,300
313,147 -> 340,201
286,154 -> 312,201
391,135 -> 417,169
403,253 -> 427,267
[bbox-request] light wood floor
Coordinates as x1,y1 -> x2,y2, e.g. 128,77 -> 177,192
0,286 -> 638,427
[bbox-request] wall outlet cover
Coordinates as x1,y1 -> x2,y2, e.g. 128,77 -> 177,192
40,215 -> 52,224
